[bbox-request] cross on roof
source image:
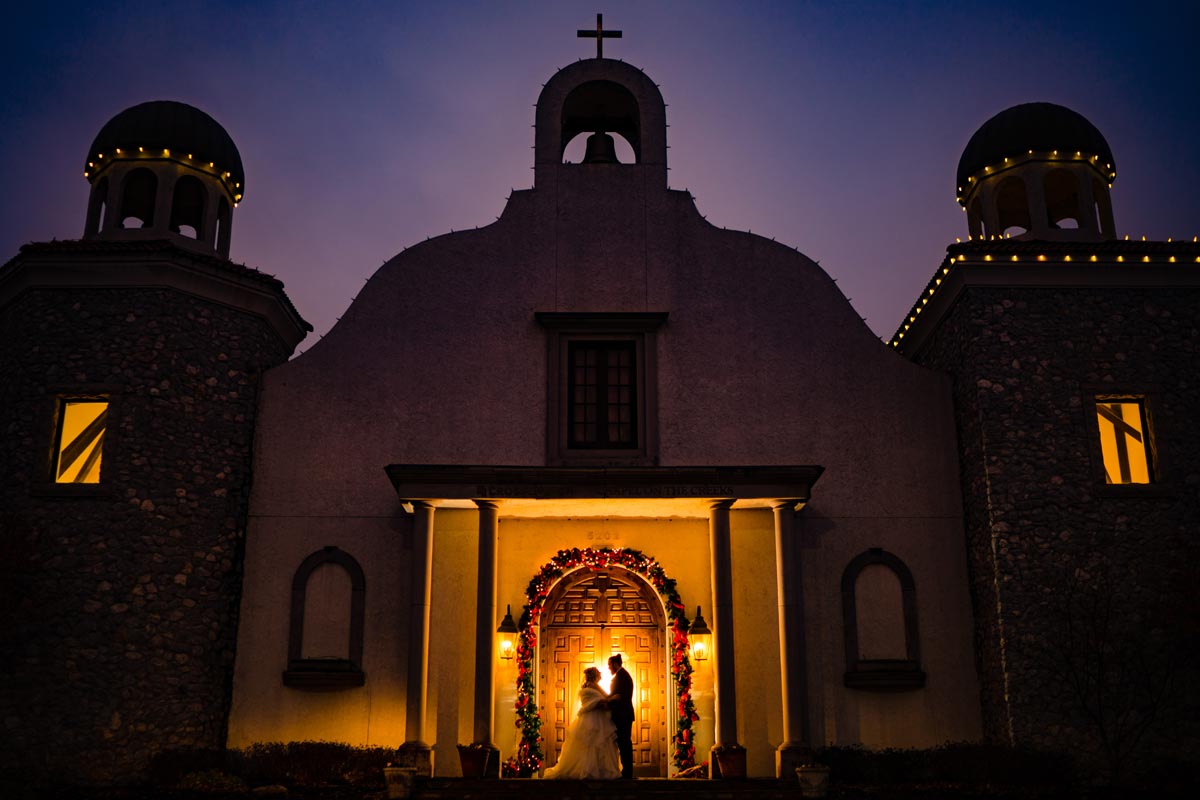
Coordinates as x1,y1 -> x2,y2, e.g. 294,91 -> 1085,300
577,13 -> 621,58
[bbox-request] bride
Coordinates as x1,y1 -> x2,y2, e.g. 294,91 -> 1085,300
543,667 -> 621,779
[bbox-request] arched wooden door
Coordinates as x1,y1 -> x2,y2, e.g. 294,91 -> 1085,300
538,569 -> 667,777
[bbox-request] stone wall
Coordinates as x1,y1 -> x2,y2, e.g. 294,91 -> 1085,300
0,283 -> 290,784
916,285 -> 1200,771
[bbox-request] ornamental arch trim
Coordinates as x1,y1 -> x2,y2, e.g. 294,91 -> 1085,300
507,547 -> 698,776
282,545 -> 366,689
840,547 -> 926,691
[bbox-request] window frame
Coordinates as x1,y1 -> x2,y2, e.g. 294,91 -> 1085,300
1082,386 -> 1170,497
33,386 -> 121,498
840,548 -> 926,691
283,546 -> 367,689
536,312 -> 666,466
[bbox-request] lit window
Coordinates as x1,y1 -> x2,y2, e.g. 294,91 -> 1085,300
1095,399 -> 1152,484
55,400 -> 107,483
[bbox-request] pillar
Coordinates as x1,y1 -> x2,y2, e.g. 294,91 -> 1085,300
471,500 -> 501,775
1024,166 -> 1049,238
708,499 -> 739,775
400,500 -> 435,776
773,499 -> 810,777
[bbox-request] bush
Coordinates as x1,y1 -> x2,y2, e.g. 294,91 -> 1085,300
811,742 -> 1074,788
179,768 -> 247,792
232,741 -> 396,788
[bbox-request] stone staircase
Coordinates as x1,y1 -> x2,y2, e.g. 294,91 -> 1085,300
412,778 -> 796,800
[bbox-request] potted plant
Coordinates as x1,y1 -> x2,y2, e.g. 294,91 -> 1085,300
711,743 -> 747,779
456,743 -> 493,778
795,762 -> 831,798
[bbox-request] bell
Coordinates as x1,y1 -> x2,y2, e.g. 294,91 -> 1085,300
582,131 -> 619,164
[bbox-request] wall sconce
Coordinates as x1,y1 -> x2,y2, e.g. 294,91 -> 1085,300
689,606 -> 711,662
497,604 -> 518,661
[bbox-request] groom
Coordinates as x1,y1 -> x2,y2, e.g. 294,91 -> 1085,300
607,654 -> 635,779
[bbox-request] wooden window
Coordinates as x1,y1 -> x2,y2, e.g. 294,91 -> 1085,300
1095,397 -> 1153,484
536,312 -> 666,466
54,399 -> 107,484
841,548 -> 925,691
568,341 -> 637,448
283,546 -> 366,689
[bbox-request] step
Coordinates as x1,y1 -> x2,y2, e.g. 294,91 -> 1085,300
413,778 -> 792,800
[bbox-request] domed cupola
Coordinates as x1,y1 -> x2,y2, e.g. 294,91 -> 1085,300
82,100 -> 244,258
957,102 -> 1117,242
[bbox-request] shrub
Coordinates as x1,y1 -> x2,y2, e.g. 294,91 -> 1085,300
810,742 -> 1074,788
179,768 -> 247,792
232,741 -> 396,788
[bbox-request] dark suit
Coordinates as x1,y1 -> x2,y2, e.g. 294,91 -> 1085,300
609,666 -> 635,778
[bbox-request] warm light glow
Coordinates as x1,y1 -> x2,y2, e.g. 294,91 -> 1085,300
1090,255 -> 1097,262
691,639 -> 709,661
498,638 -> 515,660
1096,400 -> 1151,484
55,400 -> 107,483
163,148 -> 170,156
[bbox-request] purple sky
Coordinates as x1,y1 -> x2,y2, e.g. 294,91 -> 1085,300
3,1 -> 1197,349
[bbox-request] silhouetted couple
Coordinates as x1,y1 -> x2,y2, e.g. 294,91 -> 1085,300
543,654 -> 635,780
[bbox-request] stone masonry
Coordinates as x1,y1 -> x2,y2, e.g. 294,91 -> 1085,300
916,279 -> 1200,770
0,243 -> 298,784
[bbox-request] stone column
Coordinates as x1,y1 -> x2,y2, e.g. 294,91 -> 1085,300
708,499 -> 739,775
773,499 -> 810,778
472,499 -> 501,775
1025,166 -> 1049,238
1075,172 -> 1100,238
980,185 -> 1000,239
400,500 -> 435,776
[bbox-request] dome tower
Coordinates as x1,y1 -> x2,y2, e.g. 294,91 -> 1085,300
957,103 -> 1117,242
82,100 -> 244,258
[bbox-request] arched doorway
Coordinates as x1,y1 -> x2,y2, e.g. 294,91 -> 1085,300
539,568 -> 667,777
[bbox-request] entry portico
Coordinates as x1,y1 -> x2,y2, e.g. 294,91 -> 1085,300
386,465 -> 822,777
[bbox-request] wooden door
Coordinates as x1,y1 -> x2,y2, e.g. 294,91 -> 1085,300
607,627 -> 664,777
538,570 -> 666,777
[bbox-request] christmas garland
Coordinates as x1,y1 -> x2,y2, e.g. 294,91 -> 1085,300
503,547 -> 699,777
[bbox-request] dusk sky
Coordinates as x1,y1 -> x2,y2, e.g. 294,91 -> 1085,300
3,1 -> 1197,349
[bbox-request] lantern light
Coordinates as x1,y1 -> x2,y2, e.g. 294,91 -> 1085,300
496,604 -> 518,661
689,607 -> 711,662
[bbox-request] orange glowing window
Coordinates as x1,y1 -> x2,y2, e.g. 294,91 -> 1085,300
55,400 -> 107,483
1095,399 -> 1152,484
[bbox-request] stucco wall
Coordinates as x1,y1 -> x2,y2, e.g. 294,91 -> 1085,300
234,155 -> 982,769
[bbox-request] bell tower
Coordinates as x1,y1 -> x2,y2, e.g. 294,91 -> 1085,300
83,100 -> 243,258
956,102 -> 1117,242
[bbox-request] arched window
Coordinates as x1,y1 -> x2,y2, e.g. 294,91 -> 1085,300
994,175 -> 1029,238
170,175 -> 206,239
119,168 -> 157,229
282,546 -> 366,688
840,548 -> 925,690
215,197 -> 231,256
1044,168 -> 1082,229
86,177 -> 109,236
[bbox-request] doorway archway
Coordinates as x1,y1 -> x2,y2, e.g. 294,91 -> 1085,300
540,569 -> 665,775
506,547 -> 698,777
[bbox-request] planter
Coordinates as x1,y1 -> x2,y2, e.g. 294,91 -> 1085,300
457,744 -> 493,778
383,766 -> 417,799
795,764 -> 831,798
714,748 -> 746,779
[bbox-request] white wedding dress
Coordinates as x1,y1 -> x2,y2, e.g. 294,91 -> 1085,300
543,684 -> 621,779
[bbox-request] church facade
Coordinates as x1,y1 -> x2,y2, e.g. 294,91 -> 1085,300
1,51 -> 1196,786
